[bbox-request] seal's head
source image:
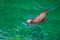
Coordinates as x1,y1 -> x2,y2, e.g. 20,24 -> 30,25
27,19 -> 32,24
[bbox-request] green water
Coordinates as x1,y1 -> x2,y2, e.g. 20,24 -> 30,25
0,0 -> 60,40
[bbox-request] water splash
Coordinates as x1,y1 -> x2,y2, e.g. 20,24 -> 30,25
21,22 -> 38,28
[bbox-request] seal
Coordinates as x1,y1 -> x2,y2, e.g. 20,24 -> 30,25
27,10 -> 48,24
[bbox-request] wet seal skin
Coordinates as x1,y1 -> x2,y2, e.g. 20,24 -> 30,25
27,10 -> 48,24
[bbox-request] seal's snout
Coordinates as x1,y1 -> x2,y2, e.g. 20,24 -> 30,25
27,19 -> 32,24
